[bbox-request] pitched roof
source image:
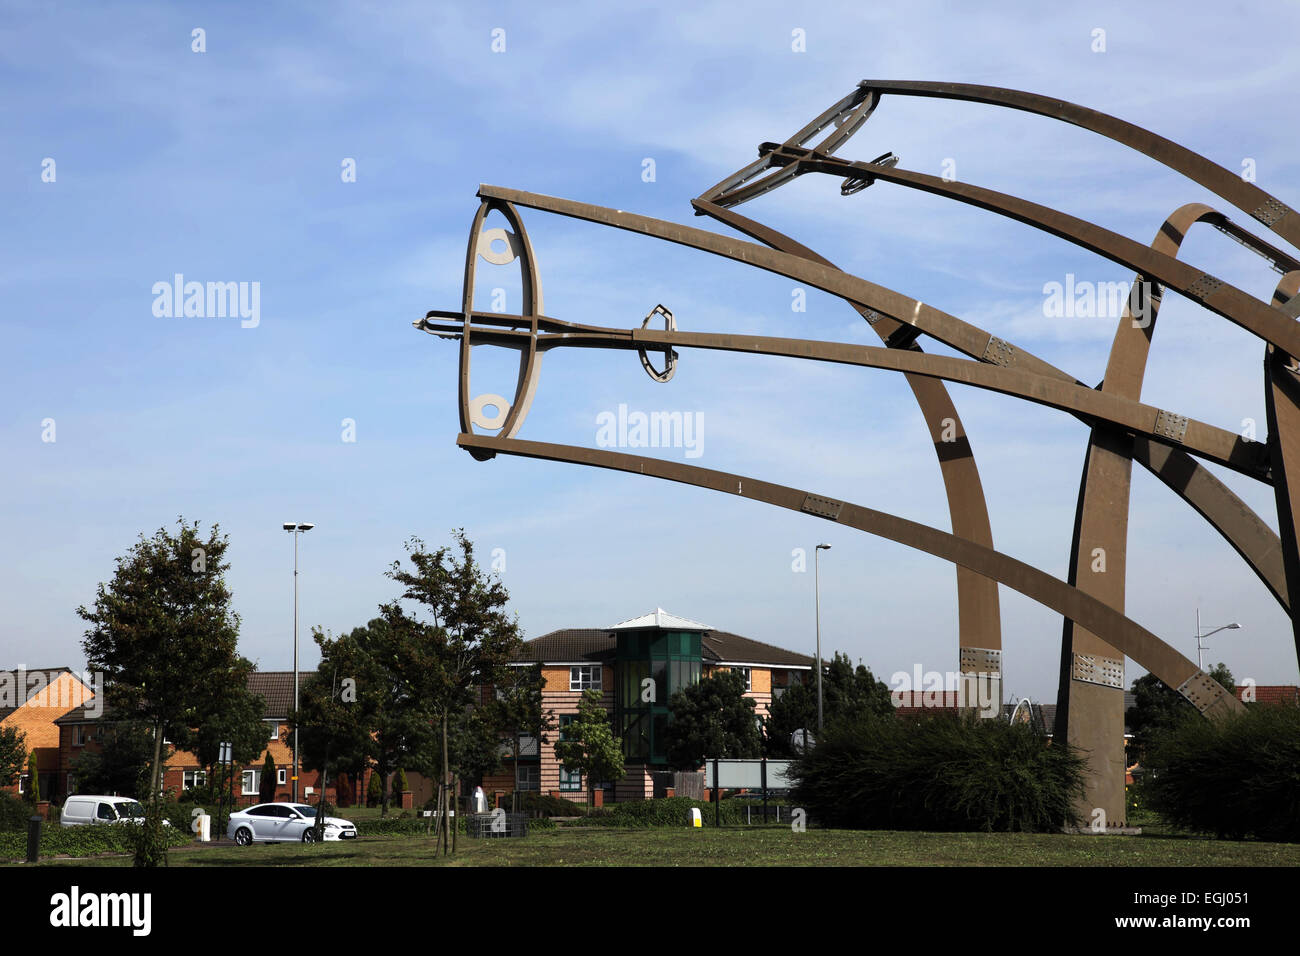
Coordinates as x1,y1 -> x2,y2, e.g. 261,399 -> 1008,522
514,625 -> 814,668
53,670 -> 316,724
608,608 -> 713,631
512,630 -> 615,664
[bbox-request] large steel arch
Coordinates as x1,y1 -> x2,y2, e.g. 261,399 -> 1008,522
426,83 -> 1295,831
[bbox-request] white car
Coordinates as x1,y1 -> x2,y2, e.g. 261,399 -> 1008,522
227,803 -> 357,844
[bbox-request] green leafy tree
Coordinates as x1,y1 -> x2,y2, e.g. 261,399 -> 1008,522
259,751 -> 277,803
1127,663 -> 1234,768
664,669 -> 762,770
294,629 -> 383,813
383,531 -> 524,853
78,519 -> 245,805
292,618 -> 436,817
70,721 -> 159,797
0,727 -> 25,788
765,652 -> 893,756
493,663 -> 556,808
183,658 -> 268,785
553,689 -> 626,807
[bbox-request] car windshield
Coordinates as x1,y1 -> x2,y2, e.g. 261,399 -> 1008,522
118,802 -> 144,818
293,805 -> 317,817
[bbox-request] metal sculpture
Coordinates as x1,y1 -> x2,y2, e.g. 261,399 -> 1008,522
420,81 -> 1300,828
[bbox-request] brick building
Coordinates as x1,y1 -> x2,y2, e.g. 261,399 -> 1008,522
481,609 -> 814,803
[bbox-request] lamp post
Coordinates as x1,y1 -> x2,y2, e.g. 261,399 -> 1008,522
1195,607 -> 1240,671
815,543 -> 831,732
283,522 -> 314,802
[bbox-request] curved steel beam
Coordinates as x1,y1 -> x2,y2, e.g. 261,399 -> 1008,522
788,151 -> 1300,355
1264,272 -> 1300,662
458,432 -> 1244,723
425,317 -> 1259,479
853,81 -> 1300,250
689,199 -> 1003,660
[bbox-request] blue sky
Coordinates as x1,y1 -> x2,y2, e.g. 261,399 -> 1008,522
3,0 -> 1298,702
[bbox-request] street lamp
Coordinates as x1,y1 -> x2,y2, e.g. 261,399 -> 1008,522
283,521 -> 314,801
815,544 -> 831,732
1195,607 -> 1240,671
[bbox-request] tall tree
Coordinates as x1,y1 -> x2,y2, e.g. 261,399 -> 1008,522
181,657 -> 268,781
78,519 -> 245,809
765,652 -> 893,756
664,669 -> 762,770
292,619 -> 436,817
384,531 -> 524,853
553,689 -> 626,807
1127,662 -> 1235,767
0,727 -> 24,788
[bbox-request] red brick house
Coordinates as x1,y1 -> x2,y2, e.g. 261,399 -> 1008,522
0,668 -> 97,802
53,671 -> 337,806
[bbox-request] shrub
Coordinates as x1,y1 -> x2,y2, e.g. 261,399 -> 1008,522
25,754 -> 39,804
129,800 -> 172,867
789,712 -> 1086,832
392,769 -> 409,803
508,792 -> 588,817
574,796 -> 748,828
367,772 -> 383,808
0,793 -> 36,831
259,752 -> 277,804
1144,702 -> 1300,842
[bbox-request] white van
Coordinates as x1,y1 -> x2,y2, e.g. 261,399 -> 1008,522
60,795 -> 148,827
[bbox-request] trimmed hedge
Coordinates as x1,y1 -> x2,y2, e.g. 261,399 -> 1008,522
356,815 -> 465,836
0,821 -> 192,860
1145,703 -> 1300,842
789,713 -> 1086,832
506,792 -> 588,817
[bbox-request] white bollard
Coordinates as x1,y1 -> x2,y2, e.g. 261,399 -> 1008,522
689,808 -> 702,828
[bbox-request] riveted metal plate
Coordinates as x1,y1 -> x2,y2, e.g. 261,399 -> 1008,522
982,335 -> 1015,367
1153,409 -> 1189,443
801,493 -> 843,520
959,646 -> 1002,677
1253,198 -> 1287,228
1177,671 -> 1233,714
1072,653 -> 1124,689
1185,273 -> 1224,300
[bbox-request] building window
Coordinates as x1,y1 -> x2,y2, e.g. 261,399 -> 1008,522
72,725 -> 86,747
559,766 -> 582,792
183,770 -> 207,790
67,774 -> 78,795
277,769 -> 286,785
735,667 -> 752,692
558,714 -> 575,741
517,764 -> 540,791
241,770 -> 261,795
267,721 -> 280,741
570,665 -> 601,692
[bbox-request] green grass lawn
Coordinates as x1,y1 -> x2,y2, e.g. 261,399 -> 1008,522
22,824 -> 1300,867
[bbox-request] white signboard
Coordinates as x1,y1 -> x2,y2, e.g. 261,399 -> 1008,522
704,759 -> 793,790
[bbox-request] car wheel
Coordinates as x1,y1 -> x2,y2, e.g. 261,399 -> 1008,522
302,828 -> 316,844
235,827 -> 253,846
